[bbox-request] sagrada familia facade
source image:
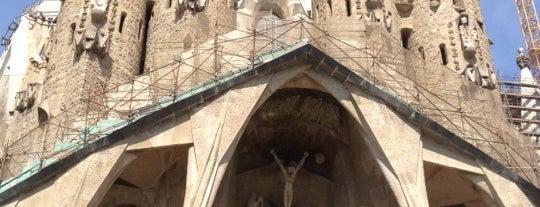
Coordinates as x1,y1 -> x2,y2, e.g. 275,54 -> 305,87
0,0 -> 538,206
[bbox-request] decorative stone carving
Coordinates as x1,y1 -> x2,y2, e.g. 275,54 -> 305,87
84,25 -> 99,51
394,0 -> 414,13
457,14 -> 493,89
14,91 -> 29,113
366,0 -> 383,10
361,6 -> 391,31
369,8 -> 384,23
384,10 -> 392,30
27,83 -> 39,108
462,65 -> 478,84
91,0 -> 110,21
74,28 -> 85,55
478,65 -> 491,88
429,0 -> 440,9
270,149 -> 309,207
73,0 -> 113,56
234,0 -> 244,9
247,193 -> 273,207
361,0 -> 392,31
453,0 -> 465,12
458,14 -> 477,60
462,65 -> 496,90
178,0 -> 207,13
517,48 -> 531,69
297,0 -> 312,19
11,83 -> 40,114
97,32 -> 111,55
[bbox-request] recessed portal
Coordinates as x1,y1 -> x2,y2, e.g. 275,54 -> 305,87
214,88 -> 398,206
99,146 -> 190,206
424,162 -> 490,207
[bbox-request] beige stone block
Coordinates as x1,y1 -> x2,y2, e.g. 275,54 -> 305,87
422,138 -> 483,174
127,113 -> 194,151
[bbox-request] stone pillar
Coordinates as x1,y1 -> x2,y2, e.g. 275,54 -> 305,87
183,146 -> 198,207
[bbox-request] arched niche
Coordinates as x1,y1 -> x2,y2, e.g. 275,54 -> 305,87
214,88 -> 398,206
424,162 -> 491,206
37,107 -> 49,125
98,145 -> 190,206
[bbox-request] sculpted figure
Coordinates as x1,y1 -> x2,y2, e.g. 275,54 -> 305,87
462,65 -> 479,85
395,0 -> 414,13
84,25 -> 99,51
458,15 -> 477,60
429,0 -> 440,8
366,0 -> 382,10
369,8 -> 384,23
74,0 -> 111,56
462,65 -> 495,89
27,83 -> 39,108
453,0 -> 465,12
74,28 -> 86,54
477,66 -> 491,88
516,48 -> 531,69
234,0 -> 245,9
270,149 -> 309,207
384,10 -> 392,30
247,193 -> 273,207
14,91 -> 29,113
97,32 -> 111,56
179,0 -> 207,13
91,0 -> 109,21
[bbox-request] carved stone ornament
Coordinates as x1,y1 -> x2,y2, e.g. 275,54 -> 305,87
97,32 -> 111,56
366,0 -> 383,10
462,65 -> 496,90
458,14 -> 477,60
516,48 -> 531,69
91,0 -> 110,22
178,0 -> 207,13
247,193 -> 273,207
234,0 -> 244,9
384,10 -> 392,31
74,28 -> 86,55
73,26 -> 110,56
84,25 -> 99,51
14,91 -> 29,113
453,0 -> 465,12
27,83 -> 39,109
394,0 -> 413,13
429,0 -> 440,9
73,0 -> 112,56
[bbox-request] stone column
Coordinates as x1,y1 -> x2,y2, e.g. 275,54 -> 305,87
183,146 -> 198,207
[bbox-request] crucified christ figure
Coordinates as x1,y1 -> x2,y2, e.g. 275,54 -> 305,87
270,149 -> 309,207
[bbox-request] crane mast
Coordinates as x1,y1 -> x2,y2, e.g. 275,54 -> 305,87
515,0 -> 540,79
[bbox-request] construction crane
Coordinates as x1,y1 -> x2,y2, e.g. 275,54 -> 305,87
515,0 -> 540,79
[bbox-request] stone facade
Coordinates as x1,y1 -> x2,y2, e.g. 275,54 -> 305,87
0,0 -> 538,206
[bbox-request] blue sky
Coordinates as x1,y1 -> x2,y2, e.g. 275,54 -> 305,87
0,1 -> 527,79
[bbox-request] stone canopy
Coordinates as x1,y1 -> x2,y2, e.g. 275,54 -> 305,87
1,44 -> 538,206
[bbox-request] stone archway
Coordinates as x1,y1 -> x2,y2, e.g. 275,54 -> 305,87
98,145 -> 191,206
214,88 -> 399,206
424,162 -> 491,207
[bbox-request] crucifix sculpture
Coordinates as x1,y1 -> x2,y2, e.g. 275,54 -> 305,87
270,149 -> 309,207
